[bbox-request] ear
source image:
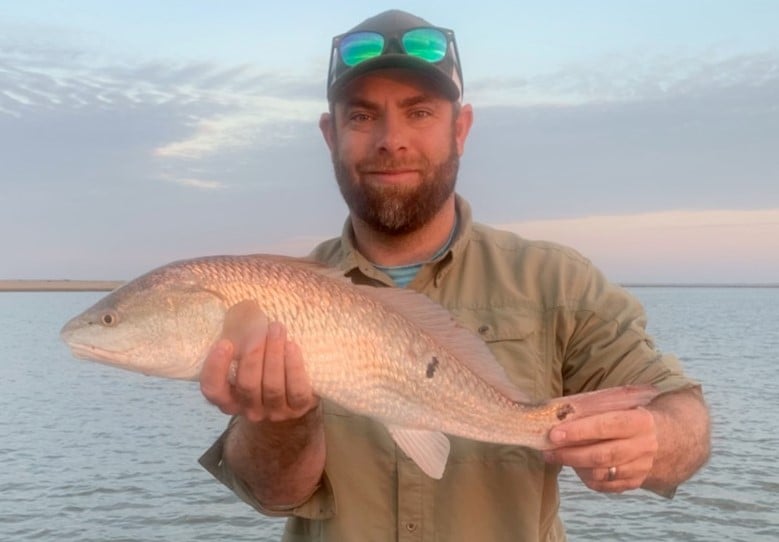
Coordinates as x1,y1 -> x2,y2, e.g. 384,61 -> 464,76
454,103 -> 473,156
319,112 -> 336,152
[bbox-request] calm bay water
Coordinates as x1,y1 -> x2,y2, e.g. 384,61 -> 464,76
1,287 -> 777,541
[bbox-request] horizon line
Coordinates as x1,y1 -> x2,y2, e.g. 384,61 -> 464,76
1,279 -> 778,292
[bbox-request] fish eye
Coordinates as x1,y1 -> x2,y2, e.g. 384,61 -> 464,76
100,311 -> 119,327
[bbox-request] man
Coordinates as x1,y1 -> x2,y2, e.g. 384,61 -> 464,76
199,9 -> 710,541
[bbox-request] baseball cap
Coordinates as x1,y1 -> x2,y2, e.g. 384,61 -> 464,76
326,10 -> 463,102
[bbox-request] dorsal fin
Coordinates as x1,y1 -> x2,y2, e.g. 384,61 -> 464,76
356,285 -> 532,404
244,254 -> 349,281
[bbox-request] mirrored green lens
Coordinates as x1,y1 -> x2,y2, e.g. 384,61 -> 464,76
402,28 -> 448,62
339,32 -> 385,67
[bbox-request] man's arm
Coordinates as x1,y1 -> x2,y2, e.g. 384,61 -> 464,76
223,403 -> 326,508
200,301 -> 325,508
543,387 -> 710,496
641,387 -> 710,494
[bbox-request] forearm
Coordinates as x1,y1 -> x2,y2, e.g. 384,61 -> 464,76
643,387 -> 710,494
224,404 -> 326,508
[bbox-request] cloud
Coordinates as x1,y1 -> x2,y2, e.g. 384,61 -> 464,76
458,50 -> 779,222
2,35 -> 776,281
0,40 -> 325,195
159,175 -> 225,190
152,96 -> 321,160
468,50 -> 779,106
494,209 -> 779,283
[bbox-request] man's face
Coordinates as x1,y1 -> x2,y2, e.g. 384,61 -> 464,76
321,69 -> 472,235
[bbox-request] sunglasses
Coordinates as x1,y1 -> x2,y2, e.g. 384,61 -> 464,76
328,26 -> 462,92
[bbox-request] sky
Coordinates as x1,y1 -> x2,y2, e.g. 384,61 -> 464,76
1,1 -> 777,283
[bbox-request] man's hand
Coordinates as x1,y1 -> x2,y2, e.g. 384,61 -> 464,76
200,300 -> 319,422
544,388 -> 709,496
199,300 -> 325,508
543,407 -> 658,493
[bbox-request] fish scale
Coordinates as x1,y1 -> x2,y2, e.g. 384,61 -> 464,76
61,254 -> 659,478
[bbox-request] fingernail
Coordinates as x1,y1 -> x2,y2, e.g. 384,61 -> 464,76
550,428 -> 566,443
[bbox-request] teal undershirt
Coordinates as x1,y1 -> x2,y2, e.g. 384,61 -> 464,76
374,218 -> 458,288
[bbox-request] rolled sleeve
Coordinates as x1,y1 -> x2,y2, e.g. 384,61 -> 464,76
198,420 -> 336,520
560,263 -> 699,397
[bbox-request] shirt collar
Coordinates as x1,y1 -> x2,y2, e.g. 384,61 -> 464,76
336,194 -> 474,284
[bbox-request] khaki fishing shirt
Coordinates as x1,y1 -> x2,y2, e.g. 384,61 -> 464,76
200,195 -> 697,541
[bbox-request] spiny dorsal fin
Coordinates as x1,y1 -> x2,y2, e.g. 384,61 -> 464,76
243,254 -> 349,282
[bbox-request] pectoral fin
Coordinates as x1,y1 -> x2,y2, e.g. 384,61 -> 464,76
387,425 -> 451,479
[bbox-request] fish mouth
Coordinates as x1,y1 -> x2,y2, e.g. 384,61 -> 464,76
64,341 -> 201,381
65,342 -> 132,368
60,318 -> 131,367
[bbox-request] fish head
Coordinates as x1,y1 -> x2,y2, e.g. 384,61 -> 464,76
60,264 -> 229,380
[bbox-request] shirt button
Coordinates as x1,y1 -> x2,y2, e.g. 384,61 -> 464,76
478,324 -> 490,334
405,522 -> 417,532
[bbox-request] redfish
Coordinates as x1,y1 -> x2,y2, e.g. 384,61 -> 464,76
61,254 -> 657,478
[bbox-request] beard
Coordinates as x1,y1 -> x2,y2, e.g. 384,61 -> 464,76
331,140 -> 459,236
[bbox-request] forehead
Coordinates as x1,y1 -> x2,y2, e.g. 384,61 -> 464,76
333,68 -> 452,105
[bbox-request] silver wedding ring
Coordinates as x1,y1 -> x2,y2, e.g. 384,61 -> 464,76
607,466 -> 617,482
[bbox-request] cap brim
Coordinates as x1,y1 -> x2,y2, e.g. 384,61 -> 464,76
328,54 -> 460,102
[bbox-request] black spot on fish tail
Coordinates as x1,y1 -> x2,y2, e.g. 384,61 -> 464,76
556,404 -> 575,421
426,357 -> 439,378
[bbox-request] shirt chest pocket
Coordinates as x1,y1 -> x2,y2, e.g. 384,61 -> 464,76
450,307 -> 547,402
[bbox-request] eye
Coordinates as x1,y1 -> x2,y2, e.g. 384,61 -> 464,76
349,112 -> 372,123
410,109 -> 432,119
100,311 -> 119,327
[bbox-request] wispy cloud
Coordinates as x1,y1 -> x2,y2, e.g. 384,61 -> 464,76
459,50 -> 779,222
158,175 -> 225,190
0,40 -> 324,193
468,50 -> 779,106
152,96 -> 320,160
3,24 -> 777,282
494,209 -> 779,283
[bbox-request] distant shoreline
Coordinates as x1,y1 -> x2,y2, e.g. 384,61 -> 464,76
622,283 -> 779,288
0,280 -> 125,292
1,279 -> 777,292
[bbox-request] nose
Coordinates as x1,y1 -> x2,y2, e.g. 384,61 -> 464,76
375,112 -> 407,154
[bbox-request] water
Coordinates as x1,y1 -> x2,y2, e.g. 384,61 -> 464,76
1,288 -> 777,541
558,287 -> 779,541
0,292 -> 284,541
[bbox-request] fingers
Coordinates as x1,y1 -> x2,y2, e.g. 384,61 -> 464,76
572,453 -> 656,493
199,301 -> 317,423
544,408 -> 658,493
200,339 -> 241,415
260,323 -> 288,417
284,340 -> 317,413
550,409 -> 652,446
232,319 -> 270,413
545,434 -> 651,469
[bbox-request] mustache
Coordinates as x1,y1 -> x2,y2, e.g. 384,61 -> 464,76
356,157 -> 429,173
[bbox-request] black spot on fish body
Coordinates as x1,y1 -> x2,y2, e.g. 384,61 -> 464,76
426,357 -> 439,378
556,404 -> 575,421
